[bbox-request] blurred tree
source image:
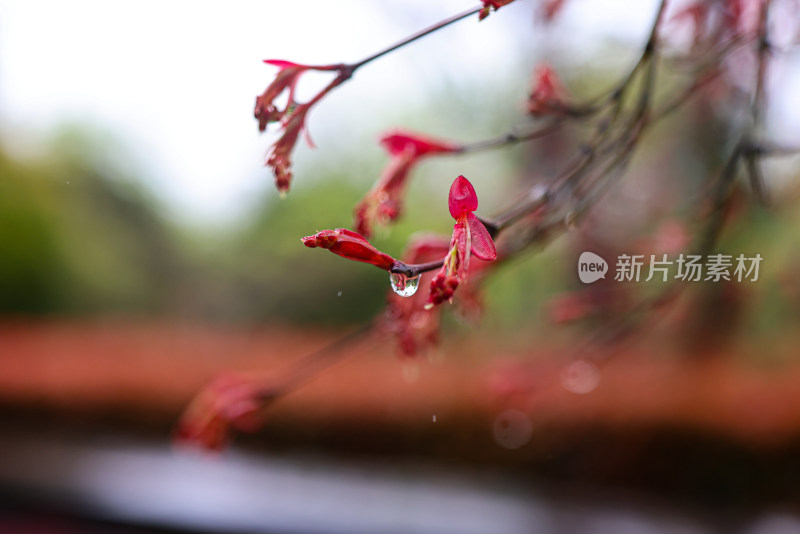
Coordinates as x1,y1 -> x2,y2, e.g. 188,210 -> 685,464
0,128 -> 186,317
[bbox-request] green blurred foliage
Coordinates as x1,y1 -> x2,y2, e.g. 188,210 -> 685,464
0,128 -> 185,317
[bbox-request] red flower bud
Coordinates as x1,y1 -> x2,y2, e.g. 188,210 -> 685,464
449,175 -> 497,261
380,131 -> 459,157
448,174 -> 480,218
302,228 -> 396,271
174,374 -> 266,452
466,212 -> 497,261
426,226 -> 467,308
354,130 -> 459,237
479,0 -> 516,21
527,64 -> 567,117
255,60 -> 340,194
265,105 -> 309,194
255,61 -> 304,132
425,176 -> 496,308
255,60 -> 338,132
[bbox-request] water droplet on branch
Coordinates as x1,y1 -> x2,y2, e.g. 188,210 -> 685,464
389,272 -> 420,297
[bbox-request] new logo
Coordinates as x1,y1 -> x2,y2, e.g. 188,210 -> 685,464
578,251 -> 608,284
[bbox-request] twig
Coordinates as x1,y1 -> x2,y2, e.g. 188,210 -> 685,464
258,322 -> 379,401
349,7 -> 483,71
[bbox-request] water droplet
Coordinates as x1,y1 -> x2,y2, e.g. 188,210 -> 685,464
432,414 -> 437,423
493,409 -> 533,449
337,290 -> 342,297
389,272 -> 420,297
560,360 -> 600,394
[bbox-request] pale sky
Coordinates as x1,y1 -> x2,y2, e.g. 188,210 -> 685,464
1,0 -> 795,225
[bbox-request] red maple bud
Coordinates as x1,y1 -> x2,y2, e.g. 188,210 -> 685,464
254,60 -> 338,131
302,228 -> 397,271
174,374 -> 266,452
354,131 -> 459,237
255,60 -> 304,132
255,60 -> 339,194
479,0 -> 516,21
448,176 -> 497,261
426,176 -> 496,309
426,229 -> 466,307
448,173 -> 479,218
527,64 -> 568,117
266,104 -> 309,194
380,132 -> 460,158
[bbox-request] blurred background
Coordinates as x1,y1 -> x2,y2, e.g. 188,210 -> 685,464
1,0 -> 800,532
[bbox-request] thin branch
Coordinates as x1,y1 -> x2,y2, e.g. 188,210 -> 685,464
482,185 -> 549,234
455,120 -> 564,154
488,1 -> 667,229
605,0 -> 668,103
751,0 -> 772,133
349,6 -> 483,71
696,144 -> 743,256
390,259 -> 445,278
745,154 -> 769,206
742,0 -> 773,207
744,142 -> 800,156
257,322 -> 378,400
652,69 -> 720,120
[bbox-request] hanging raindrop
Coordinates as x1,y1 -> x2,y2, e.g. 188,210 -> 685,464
389,272 -> 420,297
